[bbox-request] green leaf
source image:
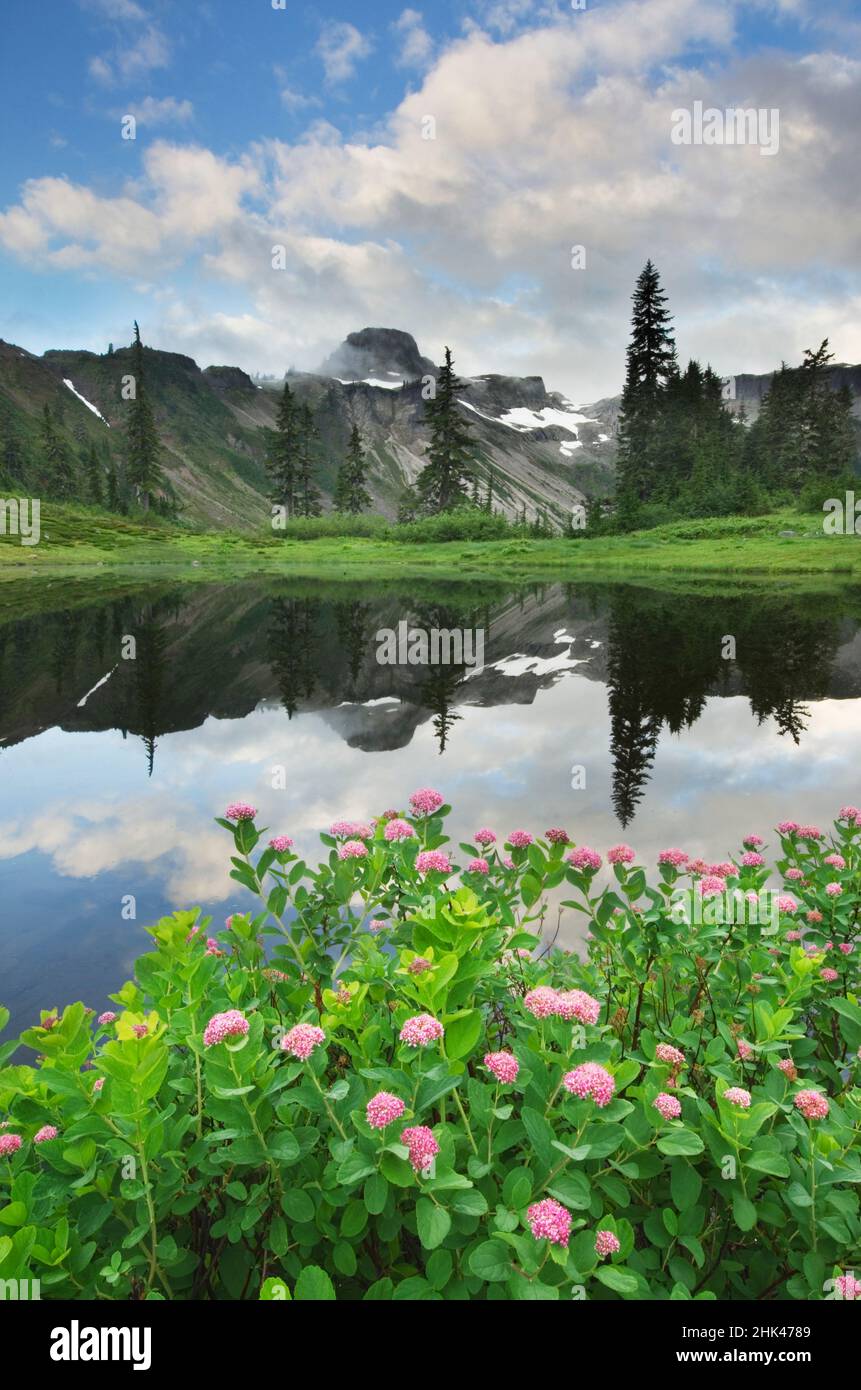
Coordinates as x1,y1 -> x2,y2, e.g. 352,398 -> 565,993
746,1151 -> 790,1178
364,1172 -> 388,1216
595,1265 -> 638,1295
281,1188 -> 315,1223
260,1276 -> 291,1300
416,1198 -> 451,1250
294,1266 -> 336,1301
733,1194 -> 757,1232
469,1239 -> 512,1282
670,1160 -> 702,1212
426,1248 -> 453,1291
445,1009 -> 483,1061
657,1130 -> 704,1157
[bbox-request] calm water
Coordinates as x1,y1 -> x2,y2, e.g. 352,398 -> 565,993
2,574 -> 861,1038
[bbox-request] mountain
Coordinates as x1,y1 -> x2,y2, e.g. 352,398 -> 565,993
3,327 -> 859,532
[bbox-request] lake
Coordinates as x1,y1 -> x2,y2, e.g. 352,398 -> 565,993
1,574 -> 860,1038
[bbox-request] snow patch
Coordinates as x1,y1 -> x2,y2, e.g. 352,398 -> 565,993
63,379 -> 110,426
77,666 -> 117,707
335,377 -> 404,390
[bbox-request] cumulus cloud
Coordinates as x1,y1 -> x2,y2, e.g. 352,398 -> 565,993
4,0 -> 860,398
120,96 -> 193,126
316,21 -> 373,85
393,9 -> 434,69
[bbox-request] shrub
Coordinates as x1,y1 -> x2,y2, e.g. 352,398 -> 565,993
1,802 -> 860,1301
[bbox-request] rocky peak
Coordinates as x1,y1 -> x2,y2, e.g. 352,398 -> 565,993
318,327 -> 436,384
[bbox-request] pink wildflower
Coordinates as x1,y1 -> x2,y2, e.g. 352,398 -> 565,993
595,1230 -> 621,1258
415,850 -> 451,875
205,938 -> 223,957
607,844 -> 635,865
384,818 -> 416,842
835,1274 -> 861,1300
786,930 -> 802,941
820,967 -> 839,983
484,1051 -> 520,1084
503,855 -> 515,870
0,1134 -> 22,1157
409,788 -> 444,817
555,989 -> 601,1026
203,1010 -> 249,1048
710,862 -> 736,878
369,918 -> 388,934
794,1089 -> 829,1120
34,1125 -> 58,1143
339,839 -> 368,860
366,1092 -> 405,1131
268,836 -> 294,852
806,910 -> 823,924
467,857 -> 490,874
93,1078 -> 105,1093
132,1024 -> 148,1038
281,1023 -> 325,1060
567,846 -> 602,871
655,1043 -> 686,1069
687,858 -> 709,875
838,942 -> 853,955
508,830 -> 533,848
653,1092 -> 682,1120
545,828 -> 570,844
563,1062 -> 615,1108
798,825 -> 823,841
699,875 -> 726,897
777,1058 -> 798,1081
777,895 -> 798,914
824,854 -> 846,870
743,835 -> 764,848
408,957 -> 432,975
785,868 -> 804,881
737,1039 -> 753,1061
97,1012 -> 117,1026
474,828 -> 496,846
777,821 -> 799,835
825,882 -> 843,897
740,851 -> 765,867
723,1087 -> 751,1109
523,987 -> 560,1019
225,802 -> 256,822
838,806 -> 861,824
658,848 -> 688,867
527,1198 -> 572,1247
399,1014 -> 444,1047
401,1125 -> 440,1175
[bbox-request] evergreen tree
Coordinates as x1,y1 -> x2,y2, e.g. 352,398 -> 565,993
485,465 -> 494,513
40,405 -> 75,497
297,403 -> 322,517
125,322 -> 164,510
85,442 -> 104,505
106,458 -> 120,512
616,261 -> 677,515
0,397 -> 26,485
266,382 -> 301,517
416,348 -> 475,513
333,425 -> 372,513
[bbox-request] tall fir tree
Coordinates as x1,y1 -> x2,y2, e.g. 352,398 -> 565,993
333,424 -> 372,513
415,348 -> 475,513
125,322 -> 164,510
266,381 -> 301,517
40,405 -> 74,498
85,442 -> 104,505
616,261 -> 677,516
296,403 -> 322,517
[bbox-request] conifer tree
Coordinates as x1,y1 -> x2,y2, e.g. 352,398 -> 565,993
85,442 -> 104,505
125,322 -> 164,510
416,348 -> 475,513
106,458 -> 121,512
297,403 -> 322,517
40,405 -> 74,497
267,381 -> 301,517
616,261 -> 677,514
333,424 -> 372,513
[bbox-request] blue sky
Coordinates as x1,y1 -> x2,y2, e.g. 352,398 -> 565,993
1,0 -> 859,399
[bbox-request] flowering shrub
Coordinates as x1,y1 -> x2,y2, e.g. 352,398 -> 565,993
1,797 -> 860,1301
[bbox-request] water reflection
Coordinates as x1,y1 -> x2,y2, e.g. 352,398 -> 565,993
1,575 -> 860,1033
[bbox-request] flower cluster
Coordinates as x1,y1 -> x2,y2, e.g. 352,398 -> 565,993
281,1023 -> 325,1060
563,1062 -> 615,1107
401,1125 -> 439,1174
527,1198 -> 572,1247
366,1092 -> 405,1130
399,1014 -> 444,1047
203,1010 -> 249,1048
484,1051 -> 519,1084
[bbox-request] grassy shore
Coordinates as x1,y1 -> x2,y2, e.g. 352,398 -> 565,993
0,502 -> 858,584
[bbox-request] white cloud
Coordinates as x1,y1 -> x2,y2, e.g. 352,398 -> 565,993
4,0 -> 861,398
316,21 -> 373,85
89,24 -> 171,85
393,9 -> 434,69
121,96 -> 194,126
